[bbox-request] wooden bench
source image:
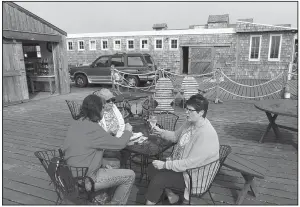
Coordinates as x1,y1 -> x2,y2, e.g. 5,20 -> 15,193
223,153 -> 266,204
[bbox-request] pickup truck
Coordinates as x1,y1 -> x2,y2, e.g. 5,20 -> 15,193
69,52 -> 158,87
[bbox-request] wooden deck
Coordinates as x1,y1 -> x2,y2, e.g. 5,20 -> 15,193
3,86 -> 298,205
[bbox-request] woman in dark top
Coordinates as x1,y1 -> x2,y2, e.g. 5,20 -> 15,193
63,94 -> 135,205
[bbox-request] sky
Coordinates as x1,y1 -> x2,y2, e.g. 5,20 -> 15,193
15,1 -> 298,34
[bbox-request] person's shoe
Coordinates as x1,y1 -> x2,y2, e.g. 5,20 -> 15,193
167,192 -> 179,204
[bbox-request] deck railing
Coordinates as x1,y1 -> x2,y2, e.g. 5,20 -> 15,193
110,63 -> 297,102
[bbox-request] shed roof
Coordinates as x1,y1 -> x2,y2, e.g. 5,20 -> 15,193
208,14 -> 229,23
7,2 -> 67,36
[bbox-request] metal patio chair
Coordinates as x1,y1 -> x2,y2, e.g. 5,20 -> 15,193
161,145 -> 232,205
65,100 -> 82,120
34,149 -> 110,205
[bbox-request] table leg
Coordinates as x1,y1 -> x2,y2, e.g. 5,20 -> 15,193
259,112 -> 280,143
236,174 -> 256,204
31,79 -> 35,93
49,79 -> 53,95
139,155 -> 148,182
259,124 -> 272,143
266,113 -> 281,140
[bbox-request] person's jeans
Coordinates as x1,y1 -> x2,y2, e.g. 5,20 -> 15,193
146,163 -> 185,203
90,168 -> 135,205
103,150 -> 131,168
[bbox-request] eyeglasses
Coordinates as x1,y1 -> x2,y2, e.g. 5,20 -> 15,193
185,107 -> 197,113
106,98 -> 115,103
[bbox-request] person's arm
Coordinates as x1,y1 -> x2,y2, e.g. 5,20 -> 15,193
113,104 -> 125,138
89,123 -> 132,150
165,131 -> 219,172
159,122 -> 186,143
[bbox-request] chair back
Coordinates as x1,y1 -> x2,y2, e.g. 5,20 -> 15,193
152,110 -> 179,131
35,149 -> 92,204
141,97 -> 158,119
116,103 -> 131,120
186,145 -> 231,200
65,100 -> 82,120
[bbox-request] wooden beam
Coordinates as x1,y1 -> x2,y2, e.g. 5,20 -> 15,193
180,43 -> 231,47
3,70 -> 21,77
3,30 -> 62,42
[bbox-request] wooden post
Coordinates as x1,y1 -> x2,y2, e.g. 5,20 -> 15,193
287,62 -> 293,81
214,67 -> 223,104
111,68 -> 115,92
283,63 -> 292,99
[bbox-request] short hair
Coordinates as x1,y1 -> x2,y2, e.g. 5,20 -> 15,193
186,94 -> 209,118
81,94 -> 105,122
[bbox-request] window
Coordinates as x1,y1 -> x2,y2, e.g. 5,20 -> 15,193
249,35 -> 261,60
127,39 -> 134,50
101,39 -> 108,50
78,40 -> 85,51
114,39 -> 121,50
94,56 -> 110,67
36,45 -> 41,58
268,35 -> 282,61
111,56 -> 125,67
128,56 -> 144,66
155,38 -> 163,50
89,40 -> 96,50
170,38 -> 178,50
140,39 -> 149,50
67,41 -> 74,51
23,45 -> 41,58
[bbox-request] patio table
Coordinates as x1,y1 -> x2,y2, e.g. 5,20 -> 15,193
254,99 -> 298,143
125,117 -> 174,181
114,92 -> 150,103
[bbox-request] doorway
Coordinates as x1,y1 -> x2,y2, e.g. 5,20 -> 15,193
22,40 -> 56,100
182,47 -> 189,74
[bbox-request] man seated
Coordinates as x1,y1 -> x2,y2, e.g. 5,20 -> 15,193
145,94 -> 220,204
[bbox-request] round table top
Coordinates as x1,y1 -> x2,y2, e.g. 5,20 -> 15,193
125,117 -> 174,156
254,99 -> 298,118
114,92 -> 150,103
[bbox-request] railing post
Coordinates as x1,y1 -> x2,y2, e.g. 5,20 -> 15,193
288,62 -> 293,81
214,68 -> 223,104
111,67 -> 115,92
283,63 -> 292,99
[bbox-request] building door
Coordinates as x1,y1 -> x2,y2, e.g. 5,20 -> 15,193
182,47 -> 189,74
3,40 -> 29,105
188,47 -> 214,74
52,40 -> 70,94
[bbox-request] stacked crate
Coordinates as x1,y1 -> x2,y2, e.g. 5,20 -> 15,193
154,77 -> 174,112
182,76 -> 199,100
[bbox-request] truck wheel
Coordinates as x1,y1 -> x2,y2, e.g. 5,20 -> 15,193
126,76 -> 139,87
75,74 -> 88,87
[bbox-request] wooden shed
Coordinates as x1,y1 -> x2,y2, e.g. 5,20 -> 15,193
3,2 -> 70,106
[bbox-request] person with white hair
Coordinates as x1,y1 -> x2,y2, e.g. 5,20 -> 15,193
97,88 -> 125,138
96,88 -> 131,168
